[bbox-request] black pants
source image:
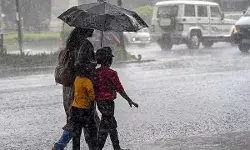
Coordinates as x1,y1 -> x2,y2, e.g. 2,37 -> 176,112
63,85 -> 100,149
97,100 -> 121,150
63,106 -> 98,150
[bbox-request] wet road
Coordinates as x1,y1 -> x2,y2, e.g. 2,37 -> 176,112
1,43 -> 250,150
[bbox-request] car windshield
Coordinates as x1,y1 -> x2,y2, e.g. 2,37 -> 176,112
138,28 -> 149,32
157,5 -> 178,18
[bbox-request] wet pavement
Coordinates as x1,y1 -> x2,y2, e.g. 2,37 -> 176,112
1,43 -> 250,150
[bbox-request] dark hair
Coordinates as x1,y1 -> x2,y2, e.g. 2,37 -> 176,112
75,62 -> 96,78
96,47 -> 114,66
66,28 -> 94,50
97,55 -> 113,66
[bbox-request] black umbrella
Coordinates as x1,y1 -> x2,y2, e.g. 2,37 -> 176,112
58,2 -> 148,46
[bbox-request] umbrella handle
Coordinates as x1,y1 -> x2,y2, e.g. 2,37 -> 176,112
100,31 -> 104,47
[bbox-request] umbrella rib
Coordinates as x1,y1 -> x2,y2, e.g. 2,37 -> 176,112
103,15 -> 107,31
103,3 -> 107,31
117,14 -> 137,32
70,10 -> 88,26
58,6 -> 77,19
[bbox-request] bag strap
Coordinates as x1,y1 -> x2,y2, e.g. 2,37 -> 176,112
76,40 -> 89,64
77,44 -> 84,61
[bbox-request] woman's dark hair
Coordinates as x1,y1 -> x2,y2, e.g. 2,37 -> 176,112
66,28 -> 94,50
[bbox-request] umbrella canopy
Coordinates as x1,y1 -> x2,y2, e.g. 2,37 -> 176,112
58,2 -> 148,32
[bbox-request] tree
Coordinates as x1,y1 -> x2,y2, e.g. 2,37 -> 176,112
135,5 -> 154,27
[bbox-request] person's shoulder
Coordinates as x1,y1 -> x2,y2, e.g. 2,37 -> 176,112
80,39 -> 93,48
78,77 -> 93,85
107,67 -> 118,75
108,67 -> 116,72
96,67 -> 102,72
96,66 -> 117,74
84,39 -> 93,46
82,77 -> 92,82
76,76 -> 90,82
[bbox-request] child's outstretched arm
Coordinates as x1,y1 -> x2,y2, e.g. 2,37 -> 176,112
112,72 -> 139,108
119,91 -> 139,108
112,73 -> 139,108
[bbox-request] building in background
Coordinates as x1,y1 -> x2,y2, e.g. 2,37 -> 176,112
78,0 -> 249,11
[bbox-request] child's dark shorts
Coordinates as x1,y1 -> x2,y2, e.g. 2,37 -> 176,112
63,106 -> 95,134
97,100 -> 117,129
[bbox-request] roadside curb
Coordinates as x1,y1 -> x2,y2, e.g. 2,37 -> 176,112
0,59 -> 156,77
0,66 -> 55,78
115,59 -> 156,64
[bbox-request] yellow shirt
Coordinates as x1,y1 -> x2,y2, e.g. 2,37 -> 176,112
72,76 -> 95,109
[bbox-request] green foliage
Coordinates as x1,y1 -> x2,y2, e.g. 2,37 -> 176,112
113,46 -> 136,61
4,32 -> 60,42
0,52 -> 59,68
3,32 -> 60,51
135,5 -> 154,26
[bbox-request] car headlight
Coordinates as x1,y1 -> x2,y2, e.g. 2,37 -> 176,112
132,38 -> 136,41
148,37 -> 151,41
233,26 -> 238,33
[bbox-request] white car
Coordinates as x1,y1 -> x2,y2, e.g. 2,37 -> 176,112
123,28 -> 151,47
233,7 -> 250,52
151,0 -> 236,50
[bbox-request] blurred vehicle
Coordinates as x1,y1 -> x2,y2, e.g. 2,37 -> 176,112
225,12 -> 243,21
59,22 -> 120,50
0,14 -> 5,30
233,8 -> 250,52
151,0 -> 236,50
123,28 -> 151,47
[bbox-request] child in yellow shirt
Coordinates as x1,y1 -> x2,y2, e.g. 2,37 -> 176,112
52,63 -> 98,150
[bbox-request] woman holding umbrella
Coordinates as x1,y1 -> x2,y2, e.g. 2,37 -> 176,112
60,27 -> 100,150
